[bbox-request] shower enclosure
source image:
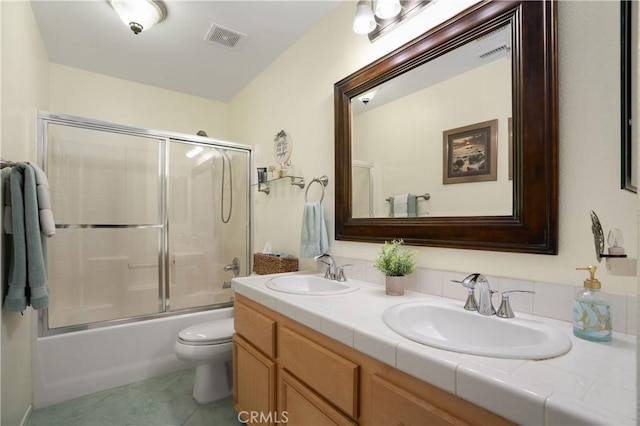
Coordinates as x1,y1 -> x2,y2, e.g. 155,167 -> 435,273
37,112 -> 251,336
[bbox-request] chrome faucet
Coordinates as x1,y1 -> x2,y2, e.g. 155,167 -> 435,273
314,253 -> 337,280
452,273 -> 496,316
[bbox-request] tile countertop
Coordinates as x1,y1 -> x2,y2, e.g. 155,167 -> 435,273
232,273 -> 637,426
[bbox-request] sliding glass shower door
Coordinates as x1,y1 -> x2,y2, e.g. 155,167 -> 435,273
39,113 -> 250,334
167,141 -> 249,311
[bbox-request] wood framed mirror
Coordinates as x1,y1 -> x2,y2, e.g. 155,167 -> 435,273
334,0 -> 558,254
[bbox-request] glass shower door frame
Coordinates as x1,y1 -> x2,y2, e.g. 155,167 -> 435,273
36,112 -> 253,337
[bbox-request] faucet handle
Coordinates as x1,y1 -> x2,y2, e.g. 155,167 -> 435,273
336,264 -> 353,282
323,265 -> 334,280
496,290 -> 535,318
451,273 -> 481,289
451,274 -> 482,311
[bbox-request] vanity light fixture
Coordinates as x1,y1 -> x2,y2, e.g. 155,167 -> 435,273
374,0 -> 402,20
108,0 -> 166,35
353,0 -> 377,35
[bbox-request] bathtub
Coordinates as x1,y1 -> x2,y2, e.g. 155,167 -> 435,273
31,307 -> 233,408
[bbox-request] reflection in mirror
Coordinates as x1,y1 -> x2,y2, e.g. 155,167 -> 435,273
351,23 -> 512,218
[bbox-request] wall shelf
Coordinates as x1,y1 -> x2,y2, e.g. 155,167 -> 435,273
257,176 -> 305,195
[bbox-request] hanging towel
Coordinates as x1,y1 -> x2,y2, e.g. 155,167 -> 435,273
3,164 -> 50,312
300,201 -> 329,258
389,194 -> 417,218
27,162 -> 56,237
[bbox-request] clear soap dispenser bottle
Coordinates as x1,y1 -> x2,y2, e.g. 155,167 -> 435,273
573,265 -> 611,342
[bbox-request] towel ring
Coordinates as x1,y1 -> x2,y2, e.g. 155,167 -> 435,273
305,175 -> 329,203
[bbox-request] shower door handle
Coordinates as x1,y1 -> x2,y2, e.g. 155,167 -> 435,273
223,257 -> 240,276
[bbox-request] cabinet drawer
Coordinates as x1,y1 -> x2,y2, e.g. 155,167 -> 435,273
370,374 -> 513,426
371,374 -> 462,425
279,326 -> 359,418
280,369 -> 357,426
235,298 -> 276,358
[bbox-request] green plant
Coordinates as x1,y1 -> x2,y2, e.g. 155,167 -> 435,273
374,239 -> 416,276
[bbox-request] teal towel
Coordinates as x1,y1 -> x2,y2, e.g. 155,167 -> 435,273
300,202 -> 329,258
408,194 -> 417,217
4,164 -> 49,312
2,168 -> 12,234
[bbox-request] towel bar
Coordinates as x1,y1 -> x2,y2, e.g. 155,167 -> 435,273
385,193 -> 430,202
305,175 -> 329,203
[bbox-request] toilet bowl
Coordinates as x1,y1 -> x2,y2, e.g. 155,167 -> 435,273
174,317 -> 234,404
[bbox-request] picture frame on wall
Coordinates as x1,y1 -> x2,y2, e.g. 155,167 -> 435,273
442,119 -> 498,184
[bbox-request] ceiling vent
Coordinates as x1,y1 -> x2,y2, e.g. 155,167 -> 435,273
478,44 -> 511,60
475,26 -> 508,43
204,23 -> 246,49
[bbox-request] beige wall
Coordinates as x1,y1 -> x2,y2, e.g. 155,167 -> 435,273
228,1 -> 637,294
1,1 -> 50,424
49,64 -> 229,140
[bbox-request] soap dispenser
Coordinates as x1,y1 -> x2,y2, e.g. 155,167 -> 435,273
573,265 -> 611,342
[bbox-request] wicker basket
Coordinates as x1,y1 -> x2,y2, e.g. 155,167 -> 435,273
253,253 -> 299,275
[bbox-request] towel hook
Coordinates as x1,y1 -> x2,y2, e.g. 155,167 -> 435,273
305,175 -> 329,203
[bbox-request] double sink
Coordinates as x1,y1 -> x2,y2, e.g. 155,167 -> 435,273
264,274 -> 572,360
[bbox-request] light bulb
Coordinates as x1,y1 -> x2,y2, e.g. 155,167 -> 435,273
607,228 -> 625,255
353,0 -> 376,35
374,0 -> 401,20
108,0 -> 165,35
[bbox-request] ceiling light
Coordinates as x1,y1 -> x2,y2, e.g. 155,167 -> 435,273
374,0 -> 402,20
357,88 -> 378,105
108,0 -> 166,35
353,0 -> 376,35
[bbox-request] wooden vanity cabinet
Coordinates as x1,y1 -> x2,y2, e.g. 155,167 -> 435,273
233,294 -> 513,426
233,298 -> 277,426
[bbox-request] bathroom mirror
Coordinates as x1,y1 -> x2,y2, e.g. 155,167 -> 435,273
335,0 -> 558,254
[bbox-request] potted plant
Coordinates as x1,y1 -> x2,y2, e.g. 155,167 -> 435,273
374,239 -> 416,295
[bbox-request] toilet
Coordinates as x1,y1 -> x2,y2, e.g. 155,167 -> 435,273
174,317 -> 235,404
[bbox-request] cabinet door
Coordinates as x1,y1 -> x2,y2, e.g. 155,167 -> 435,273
371,374 -> 465,426
233,334 -> 277,426
280,369 -> 357,426
279,326 -> 359,418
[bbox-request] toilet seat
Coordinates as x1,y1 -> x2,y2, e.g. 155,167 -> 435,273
178,317 -> 234,346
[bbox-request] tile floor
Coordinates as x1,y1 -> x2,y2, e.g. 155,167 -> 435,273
26,369 -> 242,426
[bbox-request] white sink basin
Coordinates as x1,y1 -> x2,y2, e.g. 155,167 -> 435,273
265,275 -> 360,296
383,301 -> 572,360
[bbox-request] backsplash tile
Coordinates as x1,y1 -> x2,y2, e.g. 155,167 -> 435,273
441,271 -> 470,301
419,268 -> 444,296
327,260 -> 637,335
497,277 -> 534,314
532,281 -> 574,322
626,293 -> 637,335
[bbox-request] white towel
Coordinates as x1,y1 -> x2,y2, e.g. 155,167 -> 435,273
391,193 -> 409,217
27,162 -> 55,237
300,202 -> 329,258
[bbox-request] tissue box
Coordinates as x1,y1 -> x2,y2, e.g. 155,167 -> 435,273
253,253 -> 298,275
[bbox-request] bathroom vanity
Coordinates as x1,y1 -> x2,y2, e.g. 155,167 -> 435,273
233,294 -> 509,425
232,273 -> 636,425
